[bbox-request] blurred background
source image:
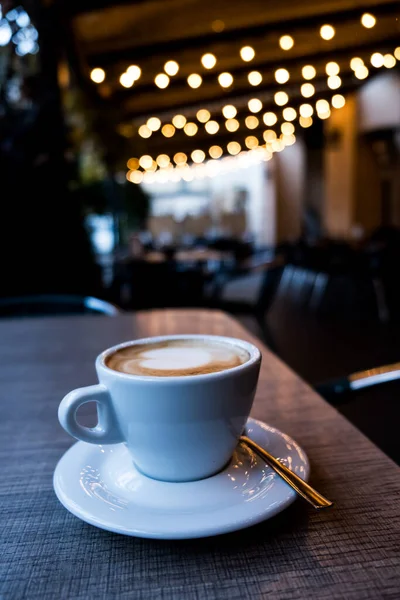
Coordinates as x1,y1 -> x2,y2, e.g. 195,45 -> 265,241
1,0 -> 400,459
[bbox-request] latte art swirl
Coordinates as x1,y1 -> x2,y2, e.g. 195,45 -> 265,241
106,339 -> 249,377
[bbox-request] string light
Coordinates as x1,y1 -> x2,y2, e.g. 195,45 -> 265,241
222,105 -> 237,119
383,54 -> 396,68
327,75 -> 341,89
172,115 -> 186,128
161,124 -> 175,137
147,117 -> 161,131
299,103 -> 313,118
245,136 -> 259,149
164,60 -> 179,76
361,13 -> 376,28
299,116 -> 313,128
263,112 -> 277,126
174,152 -> 187,165
355,65 -> 369,79
248,71 -> 262,86
139,155 -> 153,169
184,122 -> 198,136
127,65 -> 141,80
245,116 -> 259,129
90,68 -> 105,83
283,134 -> 296,146
301,83 -> 315,97
240,46 -> 255,61
272,139 -> 285,152
225,118 -> 240,132
211,19 -> 225,33
281,122 -> 295,135
332,94 -> 345,109
128,170 -> 143,184
320,25 -> 335,40
263,130 -> 277,142
248,98 -> 263,113
302,65 -> 316,80
218,72 -> 233,87
227,141 -> 241,155
275,68 -> 290,84
395,48 -> 400,60
371,52 -> 384,67
326,62 -> 340,76
191,150 -> 206,163
316,99 -> 330,114
155,73 -> 169,88
201,53 -> 217,69
147,160 -> 157,173
319,110 -> 331,120
120,72 -> 134,88
196,109 -> 211,123
283,107 -> 297,121
127,158 -> 139,170
205,120 -> 219,134
156,154 -> 170,168
279,35 -> 294,50
275,91 -> 289,106
350,57 -> 364,70
187,73 -> 202,88
209,145 -> 223,159
138,124 -> 152,138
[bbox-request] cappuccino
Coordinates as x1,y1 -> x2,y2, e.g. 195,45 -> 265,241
106,338 -> 249,377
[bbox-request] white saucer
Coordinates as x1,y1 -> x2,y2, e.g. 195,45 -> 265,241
54,418 -> 309,539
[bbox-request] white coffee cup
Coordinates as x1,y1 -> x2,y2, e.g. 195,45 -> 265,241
58,334 -> 261,482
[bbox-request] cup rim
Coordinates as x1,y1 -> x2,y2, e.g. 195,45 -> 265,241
97,334 -> 261,383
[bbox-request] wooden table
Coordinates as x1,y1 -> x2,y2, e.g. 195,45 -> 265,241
1,310 -> 399,599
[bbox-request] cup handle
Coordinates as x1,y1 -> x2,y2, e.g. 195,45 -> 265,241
58,384 -> 124,444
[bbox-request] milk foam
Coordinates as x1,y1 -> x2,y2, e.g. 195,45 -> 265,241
138,347 -> 212,370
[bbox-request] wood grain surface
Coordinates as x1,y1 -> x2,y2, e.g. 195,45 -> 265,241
1,310 -> 399,599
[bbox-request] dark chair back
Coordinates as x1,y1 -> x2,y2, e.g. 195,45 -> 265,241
0,294 -> 121,318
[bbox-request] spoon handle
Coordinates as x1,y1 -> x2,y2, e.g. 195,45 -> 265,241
240,436 -> 333,510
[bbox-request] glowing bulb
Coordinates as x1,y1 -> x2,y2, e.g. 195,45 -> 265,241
196,109 -> 211,123
245,116 -> 259,129
218,72 -> 233,87
155,73 -> 169,88
355,65 -> 369,79
205,120 -> 219,134
283,134 -> 296,146
326,62 -> 340,76
274,91 -> 289,106
225,118 -> 239,132
384,54 -> 396,68
172,115 -> 186,128
156,154 -> 170,168
187,73 -> 202,88
316,99 -> 330,114
164,60 -> 179,76
281,122 -> 295,135
240,46 -> 255,62
139,155 -> 153,169
147,160 -> 157,173
332,94 -> 345,109
191,149 -> 206,164
245,136 -> 259,149
127,157 -> 139,170
263,130 -> 277,142
319,110 -> 331,120
222,105 -> 237,119
161,124 -> 175,137
302,65 -> 316,80
120,72 -> 134,88
283,107 -> 297,121
174,152 -> 187,165
211,19 -> 225,33
263,112 -> 277,126
279,35 -> 294,50
327,75 -> 341,89
371,52 -> 384,68
184,122 -> 198,136
320,25 -> 335,40
395,48 -> 400,61
138,124 -> 152,138
299,116 -> 313,128
127,65 -> 141,80
248,71 -> 262,86
350,57 -> 364,70
299,103 -> 313,118
209,145 -> 223,159
227,141 -> 241,155
248,98 -> 263,113
90,68 -> 105,83
147,117 -> 161,131
361,13 -> 376,28
301,83 -> 315,97
128,170 -> 143,184
201,53 -> 217,69
275,68 -> 290,84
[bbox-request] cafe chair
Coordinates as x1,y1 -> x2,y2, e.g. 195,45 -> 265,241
0,294 -> 122,318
